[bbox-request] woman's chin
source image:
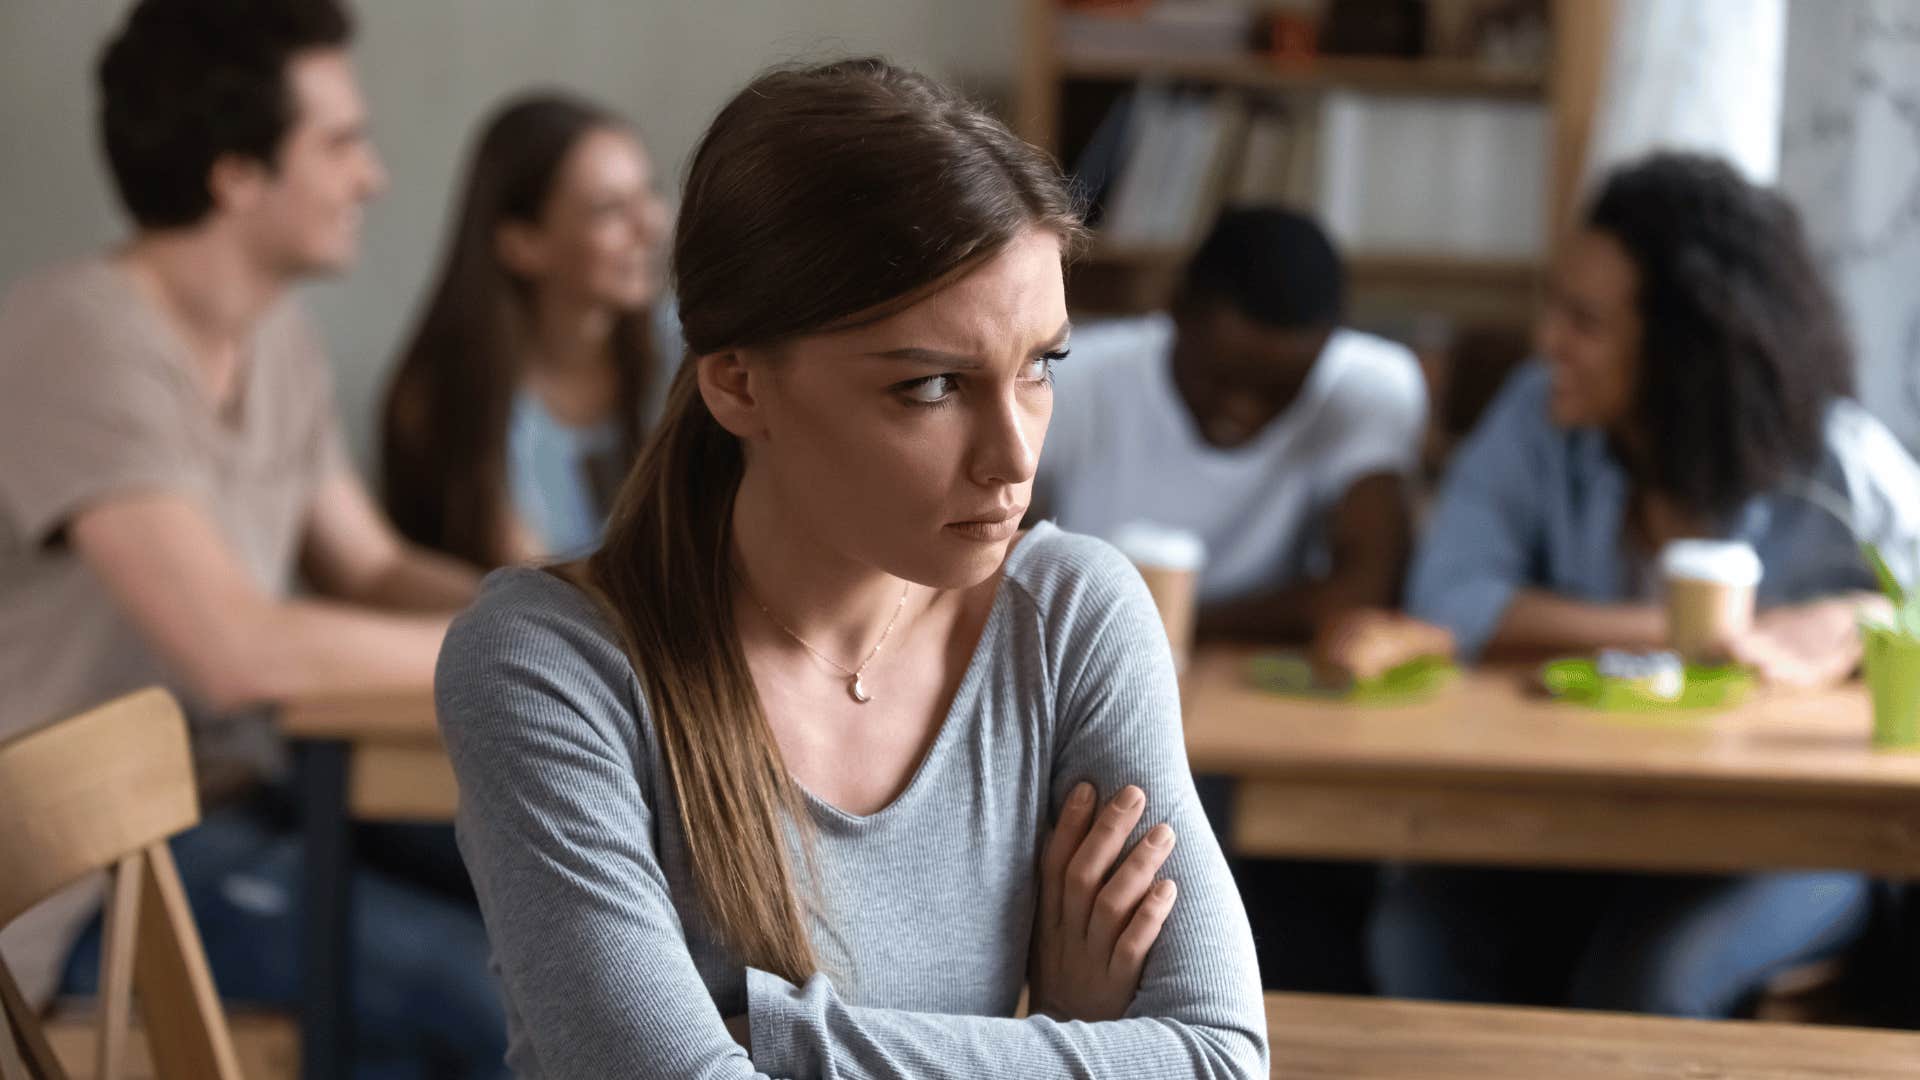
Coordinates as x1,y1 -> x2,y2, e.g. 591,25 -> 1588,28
892,534 -> 1015,591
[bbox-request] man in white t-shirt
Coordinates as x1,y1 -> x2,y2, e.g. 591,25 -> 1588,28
1041,207 -> 1427,641
1039,208 -> 1427,995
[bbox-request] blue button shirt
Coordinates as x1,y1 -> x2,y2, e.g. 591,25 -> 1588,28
1409,364 -> 1920,659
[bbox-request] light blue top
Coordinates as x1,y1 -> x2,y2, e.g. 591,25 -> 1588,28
505,389 -> 620,559
1409,363 -> 1920,659
505,298 -> 684,560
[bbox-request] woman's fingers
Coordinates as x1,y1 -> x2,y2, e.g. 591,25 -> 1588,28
1110,878 -> 1178,980
1062,785 -> 1146,932
1039,781 -> 1095,930
1086,823 -> 1177,958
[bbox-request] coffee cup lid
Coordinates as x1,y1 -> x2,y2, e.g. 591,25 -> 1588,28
1110,521 -> 1206,572
1659,539 -> 1762,587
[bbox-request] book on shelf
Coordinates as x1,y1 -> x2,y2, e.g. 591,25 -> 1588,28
1215,102 -> 1320,208
1317,90 -> 1547,260
1070,80 -> 1545,266
1084,86 -> 1246,250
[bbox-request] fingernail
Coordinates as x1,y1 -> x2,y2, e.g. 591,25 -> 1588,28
1069,782 -> 1093,808
1154,879 -> 1177,900
1148,824 -> 1175,848
1119,786 -> 1145,810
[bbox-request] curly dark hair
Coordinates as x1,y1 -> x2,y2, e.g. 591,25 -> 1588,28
1588,152 -> 1853,518
97,0 -> 353,229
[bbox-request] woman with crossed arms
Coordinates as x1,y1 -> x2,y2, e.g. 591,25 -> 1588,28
435,58 -> 1267,1077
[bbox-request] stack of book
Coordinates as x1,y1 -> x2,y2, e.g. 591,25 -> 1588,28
1318,90 -> 1546,259
1074,85 -> 1547,261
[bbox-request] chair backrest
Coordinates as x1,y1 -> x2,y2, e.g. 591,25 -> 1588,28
0,689 -> 243,1080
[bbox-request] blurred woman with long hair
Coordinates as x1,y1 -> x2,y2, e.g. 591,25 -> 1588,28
383,92 -> 672,568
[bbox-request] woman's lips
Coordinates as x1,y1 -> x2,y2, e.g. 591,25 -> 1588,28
945,508 -> 1024,542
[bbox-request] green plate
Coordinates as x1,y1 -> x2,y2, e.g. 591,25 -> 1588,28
1247,653 -> 1458,705
1540,657 -> 1753,712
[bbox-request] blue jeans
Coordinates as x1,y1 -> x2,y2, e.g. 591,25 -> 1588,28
62,806 -> 508,1080
1368,866 -> 1873,1018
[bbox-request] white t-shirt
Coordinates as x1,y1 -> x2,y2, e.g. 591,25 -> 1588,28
1040,313 -> 1427,605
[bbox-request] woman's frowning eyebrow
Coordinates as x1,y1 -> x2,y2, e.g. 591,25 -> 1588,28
862,320 -> 1072,369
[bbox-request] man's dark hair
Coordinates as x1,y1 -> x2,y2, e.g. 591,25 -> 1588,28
1180,206 -> 1346,329
1587,152 -> 1853,518
97,0 -> 354,228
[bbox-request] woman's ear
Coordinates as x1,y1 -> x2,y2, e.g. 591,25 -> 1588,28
494,220 -> 547,279
698,349 -> 768,440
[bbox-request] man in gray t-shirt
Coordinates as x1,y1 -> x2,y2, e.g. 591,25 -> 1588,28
0,3 -> 503,1075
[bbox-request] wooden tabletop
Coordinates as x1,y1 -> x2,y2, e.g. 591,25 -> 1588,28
280,688 -> 448,822
1184,648 -> 1920,798
280,688 -> 438,744
1264,992 -> 1920,1079
1186,647 -> 1920,875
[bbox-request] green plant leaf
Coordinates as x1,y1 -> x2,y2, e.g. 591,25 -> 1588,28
1863,542 -> 1908,605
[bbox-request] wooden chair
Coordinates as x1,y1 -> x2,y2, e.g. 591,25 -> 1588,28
0,689 -> 242,1080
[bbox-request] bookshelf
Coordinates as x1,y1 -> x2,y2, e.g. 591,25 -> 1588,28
1057,53 -> 1548,99
1014,0 -> 1618,325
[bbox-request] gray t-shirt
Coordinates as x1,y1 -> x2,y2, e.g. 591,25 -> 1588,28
0,256 -> 346,1006
435,521 -> 1268,1078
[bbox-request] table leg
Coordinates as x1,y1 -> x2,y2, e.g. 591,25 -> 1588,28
298,741 -> 354,1080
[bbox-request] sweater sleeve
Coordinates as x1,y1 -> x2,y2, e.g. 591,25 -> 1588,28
746,535 -> 1268,1080
436,572 -> 773,1079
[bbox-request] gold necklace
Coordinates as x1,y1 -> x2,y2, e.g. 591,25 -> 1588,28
746,581 -> 910,704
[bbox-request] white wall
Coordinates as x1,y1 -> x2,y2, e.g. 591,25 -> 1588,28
0,0 -> 1021,466
1779,0 -> 1920,454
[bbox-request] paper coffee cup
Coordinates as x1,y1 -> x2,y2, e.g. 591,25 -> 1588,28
1111,521 -> 1206,674
1660,540 -> 1762,664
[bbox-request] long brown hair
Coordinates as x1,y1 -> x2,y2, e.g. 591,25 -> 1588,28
381,92 -> 656,569
581,58 -> 1081,982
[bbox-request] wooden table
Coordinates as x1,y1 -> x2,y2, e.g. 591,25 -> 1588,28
280,691 -> 448,1080
1187,662 -> 1920,1031
1185,647 -> 1920,876
1263,992 -> 1920,1078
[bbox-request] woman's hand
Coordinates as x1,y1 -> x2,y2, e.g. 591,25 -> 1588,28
1313,608 -> 1456,684
1727,593 -> 1893,690
1028,783 -> 1179,1022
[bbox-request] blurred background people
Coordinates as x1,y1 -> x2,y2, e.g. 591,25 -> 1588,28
0,1 -> 505,1073
1036,206 -> 1427,995
382,92 -> 674,570
1374,152 -> 1920,1019
1039,207 -> 1426,644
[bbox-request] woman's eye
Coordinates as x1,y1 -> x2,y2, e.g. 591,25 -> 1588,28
1021,349 -> 1067,382
1026,349 -> 1068,383
901,374 -> 958,405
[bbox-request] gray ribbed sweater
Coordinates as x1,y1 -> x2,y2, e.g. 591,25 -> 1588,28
434,522 -> 1268,1078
